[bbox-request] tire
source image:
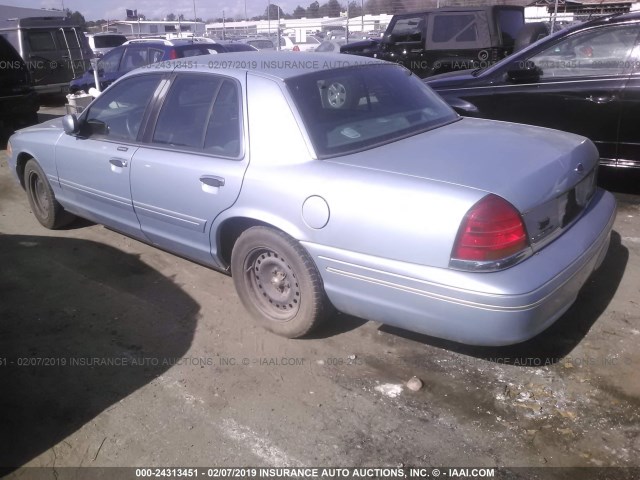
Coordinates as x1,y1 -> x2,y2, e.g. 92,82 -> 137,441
231,226 -> 332,338
514,23 -> 549,52
24,159 -> 75,229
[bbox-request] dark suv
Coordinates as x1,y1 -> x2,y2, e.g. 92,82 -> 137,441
0,35 -> 39,136
341,6 -> 527,78
69,39 -> 212,93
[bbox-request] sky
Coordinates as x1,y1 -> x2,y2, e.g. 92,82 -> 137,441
0,0 -> 300,22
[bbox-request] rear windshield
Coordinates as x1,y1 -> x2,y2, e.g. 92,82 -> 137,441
176,46 -> 210,58
247,40 -> 274,49
94,35 -> 127,48
286,64 -> 457,158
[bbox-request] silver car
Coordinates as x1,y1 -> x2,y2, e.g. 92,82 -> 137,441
7,52 -> 616,345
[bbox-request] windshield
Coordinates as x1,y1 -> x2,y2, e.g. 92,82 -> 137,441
286,64 -> 458,158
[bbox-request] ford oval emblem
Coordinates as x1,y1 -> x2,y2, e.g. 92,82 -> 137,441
574,163 -> 585,174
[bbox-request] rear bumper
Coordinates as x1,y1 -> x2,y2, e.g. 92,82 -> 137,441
304,188 -> 616,346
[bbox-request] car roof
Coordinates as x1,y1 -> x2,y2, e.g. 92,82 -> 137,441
87,32 -> 127,37
123,38 -> 209,47
392,5 -> 523,15
127,51 -> 387,81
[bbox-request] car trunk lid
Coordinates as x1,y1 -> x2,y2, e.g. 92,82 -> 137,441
328,117 -> 599,249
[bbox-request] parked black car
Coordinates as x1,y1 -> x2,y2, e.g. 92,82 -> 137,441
340,6 -> 532,77
426,12 -> 640,168
0,35 -> 39,135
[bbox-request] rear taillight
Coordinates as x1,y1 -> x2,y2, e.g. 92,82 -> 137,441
452,195 -> 529,264
169,49 -> 177,60
293,45 -> 300,52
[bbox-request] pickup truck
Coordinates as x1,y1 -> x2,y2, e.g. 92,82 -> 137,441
341,6 -> 535,78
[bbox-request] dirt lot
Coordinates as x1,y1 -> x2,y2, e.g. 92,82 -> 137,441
1,104 -> 639,479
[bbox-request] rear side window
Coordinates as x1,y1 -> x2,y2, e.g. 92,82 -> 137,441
432,14 -> 477,43
149,48 -> 164,64
56,30 -> 80,49
153,74 -> 242,157
27,31 -> 56,51
286,64 -> 457,158
497,9 -> 525,46
121,47 -> 149,72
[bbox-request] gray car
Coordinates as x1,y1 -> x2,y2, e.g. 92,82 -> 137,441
7,52 -> 616,345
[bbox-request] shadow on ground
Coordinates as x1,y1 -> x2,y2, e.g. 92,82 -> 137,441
380,231 -> 628,364
0,234 -> 200,470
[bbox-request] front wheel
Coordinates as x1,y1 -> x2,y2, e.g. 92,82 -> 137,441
24,159 -> 75,229
231,226 -> 332,338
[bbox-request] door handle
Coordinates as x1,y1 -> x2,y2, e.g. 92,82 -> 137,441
586,94 -> 615,104
200,175 -> 225,188
109,158 -> 128,168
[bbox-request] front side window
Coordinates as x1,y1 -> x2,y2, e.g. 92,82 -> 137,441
82,75 -> 161,141
152,74 -> 242,156
98,48 -> 123,73
286,64 -> 457,158
529,24 -> 639,78
388,16 -> 425,43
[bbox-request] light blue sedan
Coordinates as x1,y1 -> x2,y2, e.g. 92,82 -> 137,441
7,52 -> 616,345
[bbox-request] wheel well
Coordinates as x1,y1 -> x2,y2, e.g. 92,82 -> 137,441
15,153 -> 34,189
217,217 -> 274,268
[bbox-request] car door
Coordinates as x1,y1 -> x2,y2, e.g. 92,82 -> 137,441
130,73 -> 248,266
485,23 -> 639,163
616,32 -> 640,167
55,73 -> 164,238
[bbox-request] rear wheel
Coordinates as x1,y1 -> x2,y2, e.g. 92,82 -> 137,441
231,226 -> 332,338
24,159 -> 75,229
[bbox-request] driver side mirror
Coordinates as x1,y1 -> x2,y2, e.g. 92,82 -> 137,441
62,114 -> 80,135
507,61 -> 542,84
